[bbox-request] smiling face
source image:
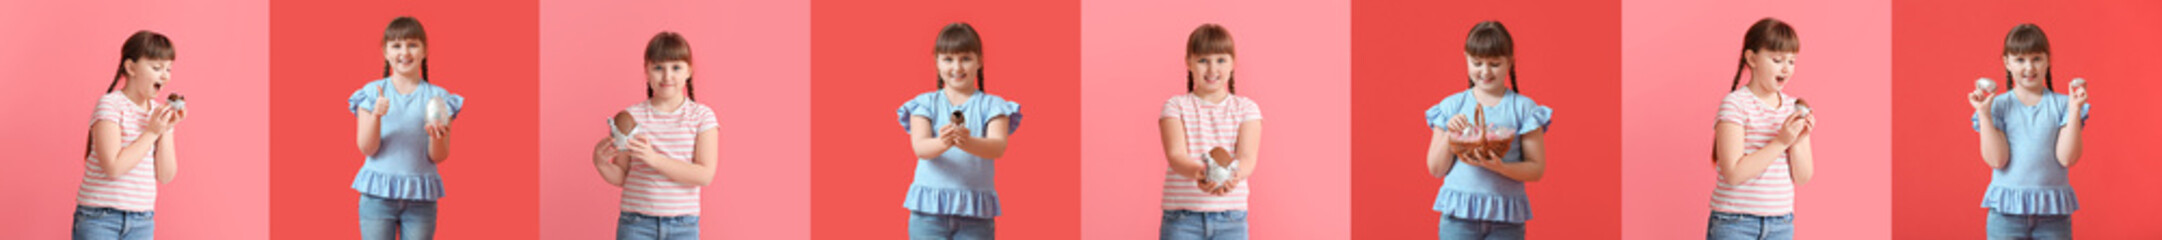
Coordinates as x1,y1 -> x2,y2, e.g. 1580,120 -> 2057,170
936,52 -> 980,91
1745,49 -> 1797,91
1187,53 -> 1234,94
2003,52 -> 2048,90
646,60 -> 692,100
123,58 -> 173,96
1464,54 -> 1510,92
383,38 -> 426,78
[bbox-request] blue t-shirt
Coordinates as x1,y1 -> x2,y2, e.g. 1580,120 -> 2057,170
1972,92 -> 2087,215
1426,90 -> 1552,223
894,90 -> 1021,218
347,78 -> 464,201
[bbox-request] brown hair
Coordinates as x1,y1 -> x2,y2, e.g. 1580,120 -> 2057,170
1186,23 -> 1236,93
1730,17 -> 1800,91
645,31 -> 696,100
90,30 -> 176,157
2003,23 -> 2051,91
381,16 -> 429,81
934,22 -> 984,91
1464,21 -> 1518,93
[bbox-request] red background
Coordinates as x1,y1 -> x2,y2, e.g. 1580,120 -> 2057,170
808,0 -> 1081,239
1351,0 -> 1623,238
268,0 -> 539,239
1891,0 -> 2162,238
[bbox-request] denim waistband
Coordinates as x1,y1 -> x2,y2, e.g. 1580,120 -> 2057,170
76,205 -> 155,218
622,211 -> 700,223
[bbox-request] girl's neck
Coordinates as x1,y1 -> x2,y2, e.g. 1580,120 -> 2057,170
1472,85 -> 1507,106
649,95 -> 686,113
943,86 -> 977,105
390,73 -> 422,85
120,84 -> 154,109
1746,79 -> 1782,108
2012,84 -> 2047,106
1192,89 -> 1230,103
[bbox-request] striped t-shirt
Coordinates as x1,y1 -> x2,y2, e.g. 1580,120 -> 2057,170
78,92 -> 161,211
1710,89 -> 1799,216
1161,93 -> 1262,211
618,100 -> 719,216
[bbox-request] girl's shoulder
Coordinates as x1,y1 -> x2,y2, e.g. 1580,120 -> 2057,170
975,92 -> 1017,105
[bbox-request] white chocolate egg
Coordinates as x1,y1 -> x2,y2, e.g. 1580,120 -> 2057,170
1976,78 -> 1995,92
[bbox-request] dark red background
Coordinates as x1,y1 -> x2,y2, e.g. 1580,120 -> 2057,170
269,0 -> 539,239
1891,0 -> 2162,238
1351,0 -> 1623,238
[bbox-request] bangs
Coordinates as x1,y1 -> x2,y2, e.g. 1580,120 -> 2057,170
1464,21 -> 1513,58
2003,23 -> 2049,55
645,31 -> 693,63
123,30 -> 176,61
1745,18 -> 1800,53
382,16 -> 428,43
934,22 -> 982,55
1186,24 -> 1235,56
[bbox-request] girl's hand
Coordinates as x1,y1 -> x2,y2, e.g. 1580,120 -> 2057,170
1195,179 -> 1223,195
1446,113 -> 1472,133
2067,84 -> 2088,109
425,121 -> 452,142
626,135 -> 665,162
1213,178 -> 1239,195
144,106 -> 178,135
371,85 -> 392,118
1968,88 -> 1995,113
1460,150 -> 1504,169
1776,114 -> 1810,145
592,138 -> 620,166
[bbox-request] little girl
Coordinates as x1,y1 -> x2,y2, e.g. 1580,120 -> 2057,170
897,22 -> 1020,240
1424,21 -> 1551,240
75,30 -> 185,240
347,16 -> 462,240
1969,23 -> 2085,240
1708,18 -> 1815,240
589,31 -> 722,240
1158,23 -> 1262,240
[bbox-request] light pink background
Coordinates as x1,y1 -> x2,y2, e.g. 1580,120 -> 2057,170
1621,0 -> 1891,239
0,0 -> 269,239
1079,0 -> 1350,239
537,0 -> 809,239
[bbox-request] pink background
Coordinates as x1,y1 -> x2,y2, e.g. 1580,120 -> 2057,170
1078,0 -> 1351,239
1891,0 -> 2162,238
1621,0 -> 1891,239
0,0 -> 270,239
537,0 -> 810,239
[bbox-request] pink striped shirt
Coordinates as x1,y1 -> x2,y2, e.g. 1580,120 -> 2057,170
1161,94 -> 1262,211
1711,90 -> 1798,215
77,92 -> 161,211
619,101 -> 718,216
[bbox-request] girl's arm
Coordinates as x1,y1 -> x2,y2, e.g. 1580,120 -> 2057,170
356,111 -> 384,157
1480,129 -> 1546,182
1786,118 -> 1814,185
154,126 -> 178,184
1230,120 -> 1263,181
1426,127 -> 1456,178
1161,117 -> 1205,179
1714,121 -> 1791,185
635,128 -> 721,186
592,137 -> 630,186
909,116 -> 950,159
426,123 -> 450,164
91,121 -> 163,178
2055,109 -> 2083,167
1976,110 -> 2011,169
954,116 -> 1011,159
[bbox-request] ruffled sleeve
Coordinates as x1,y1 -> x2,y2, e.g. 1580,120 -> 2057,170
896,93 -> 935,133
1973,96 -> 2008,132
989,99 -> 1022,134
1518,100 -> 1553,135
1426,92 -> 1466,131
349,81 -> 381,116
2062,103 -> 2089,127
440,93 -> 465,120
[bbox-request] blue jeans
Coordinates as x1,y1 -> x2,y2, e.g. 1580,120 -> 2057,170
1160,210 -> 1247,240
1437,215 -> 1523,240
1706,212 -> 1792,240
617,212 -> 700,240
910,211 -> 994,240
72,206 -> 154,240
1987,211 -> 2070,240
359,195 -> 437,240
